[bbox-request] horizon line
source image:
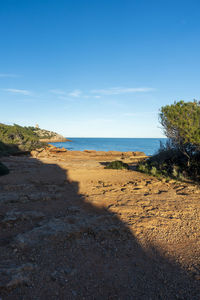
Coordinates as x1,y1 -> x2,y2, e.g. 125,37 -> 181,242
64,136 -> 166,139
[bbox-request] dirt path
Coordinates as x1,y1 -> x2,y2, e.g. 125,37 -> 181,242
0,153 -> 200,299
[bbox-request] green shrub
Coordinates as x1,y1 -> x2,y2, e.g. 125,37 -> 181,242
172,166 -> 178,178
0,162 -> 9,176
177,172 -> 185,181
160,100 -> 200,156
137,140 -> 200,181
158,100 -> 200,181
159,100 -> 200,170
137,163 -> 148,173
150,166 -> 158,176
0,123 -> 46,155
105,160 -> 129,170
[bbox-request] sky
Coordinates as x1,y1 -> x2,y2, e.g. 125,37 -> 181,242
1,0 -> 200,137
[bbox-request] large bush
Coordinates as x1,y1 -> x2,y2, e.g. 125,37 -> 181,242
137,101 -> 200,181
159,100 -> 200,163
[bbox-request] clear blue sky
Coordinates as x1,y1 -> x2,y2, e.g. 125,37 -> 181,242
1,0 -> 200,137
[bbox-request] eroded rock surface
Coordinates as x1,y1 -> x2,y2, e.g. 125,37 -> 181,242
0,154 -> 200,299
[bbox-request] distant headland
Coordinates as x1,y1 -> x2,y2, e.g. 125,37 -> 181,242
0,123 -> 71,156
34,124 -> 71,143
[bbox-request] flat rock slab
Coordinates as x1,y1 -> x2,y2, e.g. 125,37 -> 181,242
13,215 -> 126,249
2,210 -> 45,225
0,263 -> 36,291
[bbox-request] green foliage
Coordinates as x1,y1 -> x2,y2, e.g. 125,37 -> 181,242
0,123 -> 37,143
137,143 -> 200,181
159,100 -> 200,154
137,161 -> 161,178
105,160 -> 129,170
150,166 -> 157,176
0,123 -> 46,155
0,162 -> 9,176
172,166 -> 178,178
137,100 -> 200,182
137,163 -> 148,173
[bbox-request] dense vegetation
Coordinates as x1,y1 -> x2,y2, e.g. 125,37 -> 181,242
105,160 -> 129,170
137,101 -> 200,182
0,123 -> 46,155
160,100 -> 200,163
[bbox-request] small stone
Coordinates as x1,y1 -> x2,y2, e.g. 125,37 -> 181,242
72,290 -> 77,296
63,267 -> 72,275
194,275 -> 200,280
50,271 -> 58,281
7,275 -> 29,289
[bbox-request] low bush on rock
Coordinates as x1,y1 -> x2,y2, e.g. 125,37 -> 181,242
137,148 -> 187,180
105,161 -> 129,170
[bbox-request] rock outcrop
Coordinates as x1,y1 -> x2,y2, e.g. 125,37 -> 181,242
34,128 -> 70,143
30,146 -> 147,163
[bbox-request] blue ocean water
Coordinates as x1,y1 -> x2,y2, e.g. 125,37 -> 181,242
51,138 -> 166,156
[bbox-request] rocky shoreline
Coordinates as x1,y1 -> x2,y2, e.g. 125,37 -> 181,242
39,138 -> 71,143
34,128 -> 71,143
30,145 -> 147,161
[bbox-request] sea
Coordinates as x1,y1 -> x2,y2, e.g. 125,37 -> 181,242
51,138 -> 167,156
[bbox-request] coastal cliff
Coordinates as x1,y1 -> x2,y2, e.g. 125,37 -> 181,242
34,127 -> 70,143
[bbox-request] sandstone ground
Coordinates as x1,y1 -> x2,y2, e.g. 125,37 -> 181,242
0,150 -> 200,299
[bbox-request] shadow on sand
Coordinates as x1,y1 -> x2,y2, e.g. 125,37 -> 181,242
0,155 -> 199,299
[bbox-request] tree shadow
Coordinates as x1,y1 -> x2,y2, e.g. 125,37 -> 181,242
0,141 -> 20,156
0,154 -> 199,299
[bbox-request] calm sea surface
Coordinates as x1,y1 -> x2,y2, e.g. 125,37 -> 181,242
51,138 -> 166,156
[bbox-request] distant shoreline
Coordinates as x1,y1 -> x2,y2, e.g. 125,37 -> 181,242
50,137 -> 166,156
40,138 -> 72,143
65,137 -> 166,139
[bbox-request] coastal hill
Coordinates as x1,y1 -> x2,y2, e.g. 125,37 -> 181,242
0,123 -> 69,155
33,126 -> 70,143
